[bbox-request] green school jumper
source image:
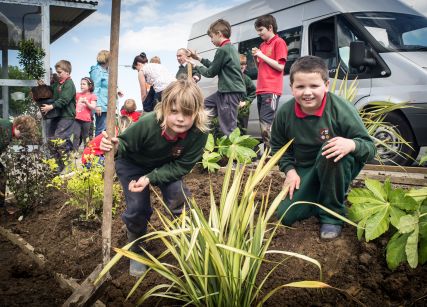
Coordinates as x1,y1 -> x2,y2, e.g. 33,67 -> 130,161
270,92 -> 376,225
199,43 -> 245,93
116,112 -> 208,185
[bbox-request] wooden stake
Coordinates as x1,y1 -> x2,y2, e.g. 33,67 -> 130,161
187,63 -> 192,81
102,0 -> 121,267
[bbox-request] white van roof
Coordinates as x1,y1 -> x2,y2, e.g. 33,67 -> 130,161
189,0 -> 421,41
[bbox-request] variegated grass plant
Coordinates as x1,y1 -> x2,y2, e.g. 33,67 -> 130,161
96,141 -> 332,306
330,65 -> 413,165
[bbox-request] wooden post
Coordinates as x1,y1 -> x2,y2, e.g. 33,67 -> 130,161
102,0 -> 121,267
187,63 -> 192,81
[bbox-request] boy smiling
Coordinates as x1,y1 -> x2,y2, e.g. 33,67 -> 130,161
270,56 -> 376,239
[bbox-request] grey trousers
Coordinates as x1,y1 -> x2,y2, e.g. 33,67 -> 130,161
205,91 -> 242,136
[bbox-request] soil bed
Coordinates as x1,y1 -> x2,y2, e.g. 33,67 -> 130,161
1,169 -> 426,306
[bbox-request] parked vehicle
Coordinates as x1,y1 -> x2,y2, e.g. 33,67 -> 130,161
188,0 -> 427,165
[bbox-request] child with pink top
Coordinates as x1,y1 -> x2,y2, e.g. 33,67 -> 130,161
73,77 -> 97,151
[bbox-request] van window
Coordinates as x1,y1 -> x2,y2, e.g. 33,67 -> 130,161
310,16 -> 367,78
352,12 -> 427,52
238,26 -> 302,80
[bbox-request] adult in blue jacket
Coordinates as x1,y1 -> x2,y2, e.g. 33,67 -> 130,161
89,50 -> 123,136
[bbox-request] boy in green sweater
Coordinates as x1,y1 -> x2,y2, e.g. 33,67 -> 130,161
0,116 -> 37,218
270,56 -> 376,239
100,80 -> 209,277
186,19 -> 245,136
40,60 -> 76,173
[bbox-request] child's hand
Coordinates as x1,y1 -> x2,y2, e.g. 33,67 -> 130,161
186,48 -> 200,60
239,101 -> 246,108
322,137 -> 356,162
251,47 -> 261,57
95,106 -> 102,116
40,104 -> 53,115
284,169 -> 300,200
100,131 -> 119,152
129,176 -> 150,192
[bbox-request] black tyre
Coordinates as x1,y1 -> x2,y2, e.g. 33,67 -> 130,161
373,112 -> 419,166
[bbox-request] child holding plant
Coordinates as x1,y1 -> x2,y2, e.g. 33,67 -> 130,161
0,116 -> 37,217
270,56 -> 376,239
100,79 -> 209,277
186,19 -> 245,136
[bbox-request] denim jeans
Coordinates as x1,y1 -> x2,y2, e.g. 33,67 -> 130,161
95,112 -> 107,136
115,158 -> 191,237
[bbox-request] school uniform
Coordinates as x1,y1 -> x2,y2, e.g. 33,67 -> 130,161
270,92 -> 376,226
114,112 -> 208,237
256,34 -> 288,148
198,40 -> 245,135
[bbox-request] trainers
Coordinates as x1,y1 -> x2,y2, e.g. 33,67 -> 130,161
129,259 -> 147,277
320,224 -> 342,240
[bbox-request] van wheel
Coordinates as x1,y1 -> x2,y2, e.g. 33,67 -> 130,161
372,112 -> 419,166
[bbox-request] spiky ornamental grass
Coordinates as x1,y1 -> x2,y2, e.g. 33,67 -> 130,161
96,142 -> 332,306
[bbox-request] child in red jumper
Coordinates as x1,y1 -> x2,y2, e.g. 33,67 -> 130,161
81,116 -> 133,167
120,99 -> 141,122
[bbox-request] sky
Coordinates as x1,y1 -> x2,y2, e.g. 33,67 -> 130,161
47,0 -> 427,110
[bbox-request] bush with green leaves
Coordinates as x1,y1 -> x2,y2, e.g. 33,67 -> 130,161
47,155 -> 122,221
17,39 -> 46,80
2,144 -> 55,214
348,178 -> 427,270
96,143 -> 334,306
202,128 -> 259,172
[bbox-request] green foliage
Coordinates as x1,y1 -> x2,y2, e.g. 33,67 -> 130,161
97,142 -> 332,306
2,144 -> 56,214
348,178 -> 427,270
202,128 -> 259,172
47,155 -> 122,221
17,39 -> 46,80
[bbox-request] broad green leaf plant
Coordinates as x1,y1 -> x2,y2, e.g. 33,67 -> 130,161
96,141 -> 333,306
202,128 -> 259,172
348,178 -> 427,270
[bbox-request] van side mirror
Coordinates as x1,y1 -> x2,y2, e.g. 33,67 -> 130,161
349,41 -> 376,67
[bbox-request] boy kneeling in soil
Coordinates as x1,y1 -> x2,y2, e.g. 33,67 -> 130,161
270,56 -> 376,240
0,116 -> 37,218
100,79 -> 209,276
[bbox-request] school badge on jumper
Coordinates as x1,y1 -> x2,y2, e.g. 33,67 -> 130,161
319,128 -> 330,141
172,145 -> 184,158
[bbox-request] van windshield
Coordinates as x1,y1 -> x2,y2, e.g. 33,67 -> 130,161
352,12 -> 427,52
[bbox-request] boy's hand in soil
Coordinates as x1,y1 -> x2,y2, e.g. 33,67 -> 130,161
284,169 -> 300,200
322,137 -> 356,162
129,176 -> 150,192
100,131 -> 119,153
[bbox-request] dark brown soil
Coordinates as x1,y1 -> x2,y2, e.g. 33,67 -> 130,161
0,236 -> 71,306
1,169 -> 426,306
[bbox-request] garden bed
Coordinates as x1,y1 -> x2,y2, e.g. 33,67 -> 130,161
1,169 -> 426,306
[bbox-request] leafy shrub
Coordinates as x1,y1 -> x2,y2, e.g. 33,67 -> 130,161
48,155 -> 122,221
97,142 -> 332,306
2,143 -> 56,214
17,39 -> 45,80
202,128 -> 259,172
348,178 -> 427,270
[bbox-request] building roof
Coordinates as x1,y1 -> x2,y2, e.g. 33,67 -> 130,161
0,0 -> 98,49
